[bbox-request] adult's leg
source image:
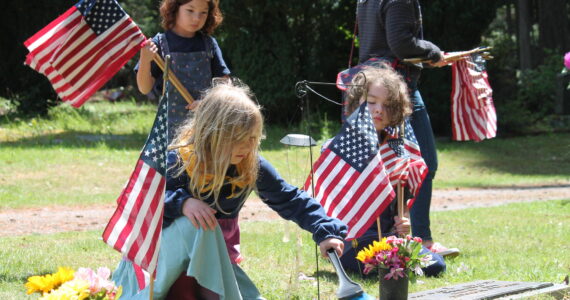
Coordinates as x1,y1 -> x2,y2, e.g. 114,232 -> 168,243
409,89 -> 438,243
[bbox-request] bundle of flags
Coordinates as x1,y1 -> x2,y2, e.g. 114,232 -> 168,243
450,53 -> 497,142
304,102 -> 395,240
381,122 -> 428,208
23,0 -> 145,107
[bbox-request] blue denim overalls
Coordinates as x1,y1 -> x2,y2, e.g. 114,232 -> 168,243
157,33 -> 213,142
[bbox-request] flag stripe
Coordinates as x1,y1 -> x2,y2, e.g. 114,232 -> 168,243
103,160 -> 149,249
116,166 -> 158,252
123,170 -> 163,254
24,7 -> 79,50
450,55 -> 496,142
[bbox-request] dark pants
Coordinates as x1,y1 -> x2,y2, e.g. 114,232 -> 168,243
409,89 -> 438,242
339,229 -> 446,277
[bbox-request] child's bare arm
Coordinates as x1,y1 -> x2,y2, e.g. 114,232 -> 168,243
136,39 -> 158,95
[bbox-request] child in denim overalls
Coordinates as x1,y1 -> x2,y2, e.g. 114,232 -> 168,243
136,0 -> 230,142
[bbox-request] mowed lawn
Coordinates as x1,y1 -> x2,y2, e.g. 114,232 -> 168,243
1,101 -> 569,209
0,100 -> 569,298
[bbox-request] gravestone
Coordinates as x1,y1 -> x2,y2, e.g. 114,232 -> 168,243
408,280 -> 565,300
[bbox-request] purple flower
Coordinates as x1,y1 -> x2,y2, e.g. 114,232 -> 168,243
565,52 -> 570,70
384,267 -> 406,280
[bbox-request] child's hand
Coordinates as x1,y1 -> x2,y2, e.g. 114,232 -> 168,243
185,101 -> 200,111
182,197 -> 217,230
318,238 -> 344,258
139,39 -> 158,65
393,216 -> 411,236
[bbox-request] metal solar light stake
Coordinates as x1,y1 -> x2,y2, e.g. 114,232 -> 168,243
280,134 -> 317,147
280,133 -> 317,295
327,249 -> 374,300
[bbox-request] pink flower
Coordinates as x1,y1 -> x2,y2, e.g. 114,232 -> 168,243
413,237 -> 422,244
384,267 -> 406,280
565,52 -> 570,70
74,267 -> 117,294
406,235 -> 412,241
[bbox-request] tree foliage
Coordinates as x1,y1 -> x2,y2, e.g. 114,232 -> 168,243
0,0 -> 71,115
3,0 -> 568,135
218,0 -> 356,123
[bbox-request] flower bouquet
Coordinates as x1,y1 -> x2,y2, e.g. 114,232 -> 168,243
25,267 -> 122,300
356,235 -> 433,283
356,235 -> 433,299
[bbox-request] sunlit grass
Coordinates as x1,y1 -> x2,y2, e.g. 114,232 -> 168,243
1,200 -> 568,299
1,101 -> 569,209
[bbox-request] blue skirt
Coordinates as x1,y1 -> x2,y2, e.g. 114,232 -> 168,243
112,217 -> 264,300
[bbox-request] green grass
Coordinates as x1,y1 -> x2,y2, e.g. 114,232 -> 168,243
1,101 -> 568,298
1,200 -> 569,299
1,100 -> 569,209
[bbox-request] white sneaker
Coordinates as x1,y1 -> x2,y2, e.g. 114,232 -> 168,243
429,242 -> 460,258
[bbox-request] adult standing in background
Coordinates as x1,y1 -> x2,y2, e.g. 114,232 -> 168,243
356,0 -> 459,257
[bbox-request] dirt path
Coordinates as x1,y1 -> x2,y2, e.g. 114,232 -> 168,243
1,185 -> 569,237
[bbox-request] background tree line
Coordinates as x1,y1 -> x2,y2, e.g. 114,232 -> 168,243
1,0 -> 568,135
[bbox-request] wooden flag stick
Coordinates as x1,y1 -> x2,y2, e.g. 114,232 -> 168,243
402,46 -> 493,64
397,122 -> 405,237
149,274 -> 154,300
376,217 -> 382,241
397,182 -> 404,238
152,53 -> 195,105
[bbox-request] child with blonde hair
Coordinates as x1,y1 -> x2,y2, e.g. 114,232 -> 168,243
339,65 -> 446,277
113,80 -> 347,299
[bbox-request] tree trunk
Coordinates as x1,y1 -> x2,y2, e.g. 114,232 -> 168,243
517,0 -> 532,70
538,0 -> 569,53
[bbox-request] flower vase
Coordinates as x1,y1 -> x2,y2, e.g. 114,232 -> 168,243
378,268 -> 409,300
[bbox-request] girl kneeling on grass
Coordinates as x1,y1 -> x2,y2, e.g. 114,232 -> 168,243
113,80 -> 347,300
338,65 -> 446,277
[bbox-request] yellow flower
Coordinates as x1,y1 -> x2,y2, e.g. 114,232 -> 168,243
370,238 -> 392,253
356,238 -> 392,262
39,279 -> 90,300
25,275 -> 54,294
25,267 -> 75,295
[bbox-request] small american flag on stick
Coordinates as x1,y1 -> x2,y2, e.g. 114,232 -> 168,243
24,0 -> 145,107
381,121 -> 428,208
304,102 -> 394,240
102,97 -> 168,290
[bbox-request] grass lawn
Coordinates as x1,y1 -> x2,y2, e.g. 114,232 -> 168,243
1,200 -> 568,299
1,100 -> 569,298
1,101 -> 569,209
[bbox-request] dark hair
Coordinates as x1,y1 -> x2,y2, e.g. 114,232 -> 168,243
345,64 -> 412,127
159,0 -> 223,35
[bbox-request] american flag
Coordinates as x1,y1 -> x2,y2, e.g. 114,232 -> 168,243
24,0 -> 145,107
450,54 -> 497,142
304,102 -> 394,240
102,98 -> 168,290
381,121 -> 428,208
